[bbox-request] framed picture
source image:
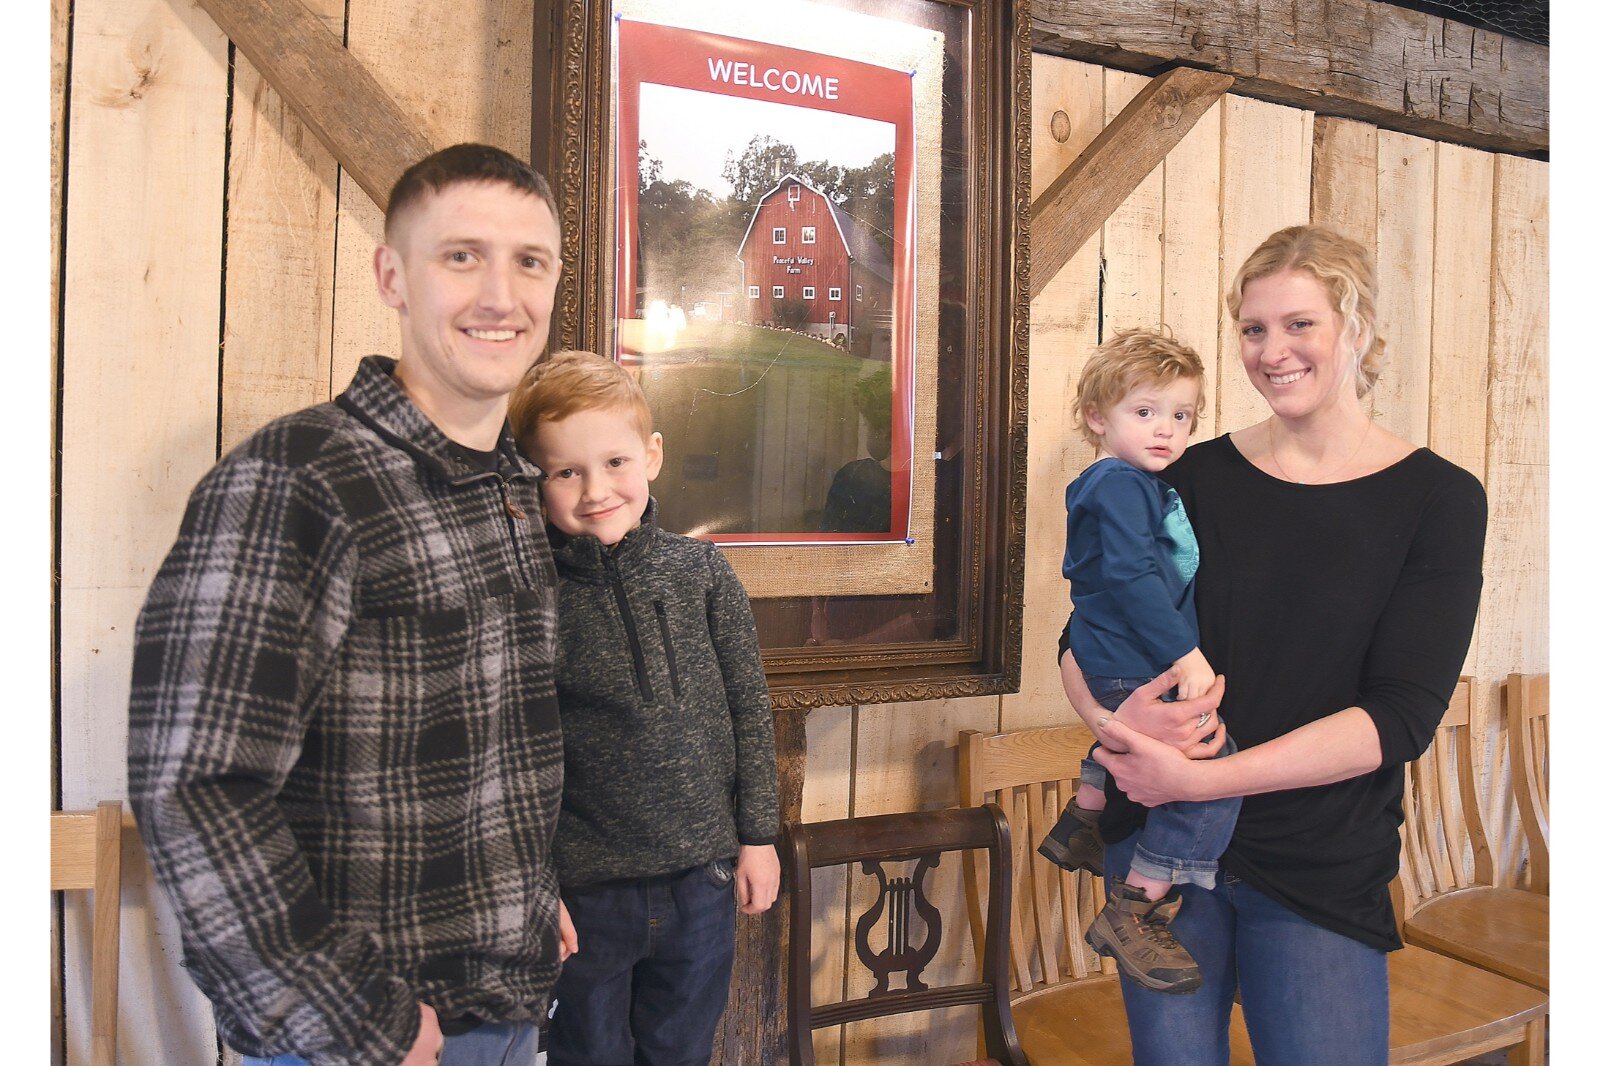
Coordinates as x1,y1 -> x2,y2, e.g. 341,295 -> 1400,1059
535,0 -> 1030,708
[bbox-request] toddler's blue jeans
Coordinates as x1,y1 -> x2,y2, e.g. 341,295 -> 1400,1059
1079,674 -> 1241,889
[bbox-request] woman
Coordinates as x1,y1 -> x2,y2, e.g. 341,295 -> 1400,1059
1058,224 -> 1487,1064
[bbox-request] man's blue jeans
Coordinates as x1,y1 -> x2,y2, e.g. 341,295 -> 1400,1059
241,1019 -> 538,1066
1080,674 -> 1241,889
546,860 -> 737,1065
1104,833 -> 1389,1064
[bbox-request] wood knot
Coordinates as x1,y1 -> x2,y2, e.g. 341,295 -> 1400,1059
1192,31 -> 1210,50
1049,110 -> 1071,143
1153,86 -> 1185,129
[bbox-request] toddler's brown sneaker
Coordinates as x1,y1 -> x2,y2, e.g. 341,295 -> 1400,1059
1085,880 -> 1202,994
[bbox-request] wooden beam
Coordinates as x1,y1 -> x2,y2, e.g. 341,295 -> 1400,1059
1031,66 -> 1232,295
192,0 -> 436,210
1031,0 -> 1548,155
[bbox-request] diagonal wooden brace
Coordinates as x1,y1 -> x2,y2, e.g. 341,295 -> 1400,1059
1032,67 -> 1233,293
193,0 -> 437,210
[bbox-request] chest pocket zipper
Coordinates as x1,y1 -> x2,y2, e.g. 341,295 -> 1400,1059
655,602 -> 682,699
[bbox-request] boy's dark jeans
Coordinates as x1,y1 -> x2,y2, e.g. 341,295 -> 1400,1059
547,860 -> 737,1066
1052,675 -> 1241,890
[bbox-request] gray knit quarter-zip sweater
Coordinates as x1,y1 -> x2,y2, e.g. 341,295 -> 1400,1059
548,500 -> 778,887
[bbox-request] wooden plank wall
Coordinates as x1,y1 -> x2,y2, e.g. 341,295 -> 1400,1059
50,16 -> 1547,1061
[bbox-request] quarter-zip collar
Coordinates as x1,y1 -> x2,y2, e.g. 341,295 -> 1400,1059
334,355 -> 536,488
547,497 -> 661,584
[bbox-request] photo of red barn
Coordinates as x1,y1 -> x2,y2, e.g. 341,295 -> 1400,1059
736,174 -> 893,357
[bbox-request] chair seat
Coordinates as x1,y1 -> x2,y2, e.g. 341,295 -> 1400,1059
1403,886 -> 1549,991
1389,944 -> 1548,1064
1009,974 -> 1256,1065
999,947 -> 1546,1065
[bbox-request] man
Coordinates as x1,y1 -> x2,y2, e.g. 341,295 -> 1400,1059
128,143 -> 576,1066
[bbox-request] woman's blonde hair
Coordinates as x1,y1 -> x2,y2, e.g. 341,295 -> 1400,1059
1225,224 -> 1386,399
1072,326 -> 1207,447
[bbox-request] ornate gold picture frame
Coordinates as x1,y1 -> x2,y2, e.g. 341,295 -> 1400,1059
534,0 -> 1031,708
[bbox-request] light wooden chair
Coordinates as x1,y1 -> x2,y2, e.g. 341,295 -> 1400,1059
782,804 -> 1028,1066
51,800 -> 127,1066
1394,677 -> 1548,991
958,722 -> 1549,1064
956,725 -> 1253,1065
1507,673 -> 1550,895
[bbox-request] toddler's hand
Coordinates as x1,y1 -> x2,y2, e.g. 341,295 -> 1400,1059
1172,647 -> 1216,702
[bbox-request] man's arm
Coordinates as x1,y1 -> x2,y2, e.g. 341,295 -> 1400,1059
127,453 -> 420,1065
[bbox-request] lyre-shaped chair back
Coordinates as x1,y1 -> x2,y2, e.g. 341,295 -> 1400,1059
51,800 -> 126,1066
1394,679 -> 1491,920
782,804 -> 1027,1066
1507,673 -> 1550,893
956,726 -> 1110,1001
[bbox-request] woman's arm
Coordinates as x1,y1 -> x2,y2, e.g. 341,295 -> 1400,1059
1094,705 -> 1381,807
1059,643 -> 1227,757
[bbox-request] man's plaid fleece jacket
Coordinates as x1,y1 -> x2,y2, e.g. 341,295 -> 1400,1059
127,356 -> 565,1065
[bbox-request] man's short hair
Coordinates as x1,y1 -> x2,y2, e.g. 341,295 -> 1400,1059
1072,327 -> 1207,446
384,143 -> 558,242
510,351 -> 655,449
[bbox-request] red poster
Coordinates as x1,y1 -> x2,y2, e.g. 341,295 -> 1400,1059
613,19 -> 916,546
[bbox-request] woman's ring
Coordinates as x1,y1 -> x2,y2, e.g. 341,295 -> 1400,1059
1196,712 -> 1211,729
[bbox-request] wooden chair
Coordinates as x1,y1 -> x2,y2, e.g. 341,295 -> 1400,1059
51,800 -> 126,1066
1507,673 -> 1549,895
782,804 -> 1028,1066
1394,677 -> 1548,991
958,723 -> 1548,1064
956,725 -> 1254,1064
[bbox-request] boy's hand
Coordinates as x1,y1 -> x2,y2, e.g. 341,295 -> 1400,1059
735,844 -> 781,915
558,900 -> 579,961
398,1002 -> 443,1066
1172,647 -> 1217,702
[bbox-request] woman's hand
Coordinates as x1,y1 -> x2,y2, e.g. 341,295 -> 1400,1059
1109,670 -> 1227,756
1093,718 -> 1219,806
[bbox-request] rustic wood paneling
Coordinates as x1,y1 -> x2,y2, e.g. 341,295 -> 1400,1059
193,0 -> 434,209
58,0 -> 230,1061
1428,143 -> 1495,681
1216,97 -> 1313,431
1479,155 -> 1549,887
1311,117 -> 1379,251
1099,69 -> 1163,335
1030,0 -> 1549,154
220,0 -> 344,450
1030,67 -> 1231,295
801,704 -> 856,1066
1005,56 -> 1102,726
1160,92 -> 1223,440
1372,130 -> 1437,446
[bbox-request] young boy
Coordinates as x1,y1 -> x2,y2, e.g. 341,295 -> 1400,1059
1039,327 -> 1240,995
509,351 -> 780,1065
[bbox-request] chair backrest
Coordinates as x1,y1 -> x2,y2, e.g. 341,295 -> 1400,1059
1394,679 -> 1491,920
782,804 -> 1027,1066
956,725 -> 1111,1003
1507,673 -> 1550,894
51,800 -> 125,1066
